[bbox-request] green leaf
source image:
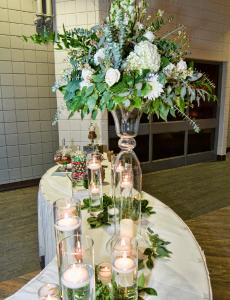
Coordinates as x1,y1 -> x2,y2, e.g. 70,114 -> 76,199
143,248 -> 152,256
92,109 -> 98,120
103,91 -> 111,102
161,56 -> 170,68
107,100 -> 113,111
88,97 -> 96,112
93,74 -> 104,83
97,83 -> 106,92
144,287 -> 157,296
140,83 -> 152,97
189,61 -> 194,69
22,35 -> 28,43
146,256 -> 154,269
85,85 -> 95,98
98,35 -> 105,48
158,74 -> 167,85
170,108 -> 176,118
175,97 -> 185,113
138,259 -> 144,271
181,86 -> 186,99
156,247 -> 170,257
64,91 -> 74,100
110,82 -> 127,93
133,96 -> 142,108
113,95 -> 125,105
59,85 -> 67,95
67,80 -> 80,93
138,273 -> 145,289
159,102 -> 170,121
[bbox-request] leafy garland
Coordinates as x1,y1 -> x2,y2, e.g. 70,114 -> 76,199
80,194 -> 156,228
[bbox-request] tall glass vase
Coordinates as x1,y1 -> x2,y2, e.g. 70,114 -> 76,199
106,104 -> 149,254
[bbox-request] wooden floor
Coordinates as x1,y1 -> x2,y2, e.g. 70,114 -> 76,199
0,155 -> 229,299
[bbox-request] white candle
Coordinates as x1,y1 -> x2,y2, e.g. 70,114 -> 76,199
88,159 -> 100,170
46,0 -> 52,15
108,207 -> 119,215
46,295 -> 59,300
98,266 -> 111,279
61,264 -> 90,289
54,213 -> 81,232
120,175 -> 132,188
116,163 -> 124,173
113,252 -> 135,274
120,219 -> 134,238
91,183 -> 100,194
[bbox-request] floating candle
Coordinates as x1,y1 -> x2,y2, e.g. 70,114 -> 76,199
61,264 -> 89,289
54,213 -> 81,232
91,183 -> 100,194
120,175 -> 132,188
88,158 -> 100,170
98,266 -> 111,279
114,252 -> 135,274
116,162 -> 124,173
120,219 -> 134,238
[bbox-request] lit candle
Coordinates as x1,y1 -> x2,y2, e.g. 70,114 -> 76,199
114,252 -> 135,274
120,175 -> 132,188
54,213 -> 81,232
91,183 -> 100,194
120,219 -> 134,238
88,158 -> 100,170
98,266 -> 111,279
116,162 -> 124,173
46,295 -> 59,300
61,264 -> 90,289
75,240 -> 82,262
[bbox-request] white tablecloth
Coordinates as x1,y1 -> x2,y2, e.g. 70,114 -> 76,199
6,157 -> 212,300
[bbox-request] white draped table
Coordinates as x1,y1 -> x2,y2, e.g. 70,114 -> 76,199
6,157 -> 212,300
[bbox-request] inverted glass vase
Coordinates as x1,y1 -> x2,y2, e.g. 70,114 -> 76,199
106,104 -> 149,254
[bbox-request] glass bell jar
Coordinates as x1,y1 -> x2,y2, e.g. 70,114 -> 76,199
106,104 -> 149,254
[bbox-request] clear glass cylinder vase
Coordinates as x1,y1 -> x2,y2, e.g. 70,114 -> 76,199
106,104 -> 149,254
59,235 -> 95,300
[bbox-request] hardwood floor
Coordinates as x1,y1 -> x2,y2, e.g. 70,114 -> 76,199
0,155 -> 229,299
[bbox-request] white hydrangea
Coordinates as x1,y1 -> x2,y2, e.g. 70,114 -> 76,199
82,68 -> 94,81
124,41 -> 161,74
144,74 -> 164,100
94,47 -> 106,66
177,59 -> 187,73
163,63 -> 176,77
79,80 -> 94,91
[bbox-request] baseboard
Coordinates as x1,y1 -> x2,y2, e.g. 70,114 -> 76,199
227,147 -> 230,153
0,178 -> 41,192
217,155 -> 226,161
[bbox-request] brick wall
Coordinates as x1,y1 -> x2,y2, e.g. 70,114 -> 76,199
0,0 -> 58,184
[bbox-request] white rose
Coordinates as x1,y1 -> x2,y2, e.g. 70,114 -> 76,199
105,68 -> 120,87
143,31 -> 155,42
82,68 -> 94,81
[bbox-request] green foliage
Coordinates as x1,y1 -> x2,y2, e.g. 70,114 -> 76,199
143,227 -> 172,270
138,273 -> 158,299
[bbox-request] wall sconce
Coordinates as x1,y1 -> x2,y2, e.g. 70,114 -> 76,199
34,0 -> 54,29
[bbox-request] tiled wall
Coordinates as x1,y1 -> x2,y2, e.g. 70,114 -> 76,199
0,0 -> 58,184
53,0 -> 230,156
53,0 -> 109,151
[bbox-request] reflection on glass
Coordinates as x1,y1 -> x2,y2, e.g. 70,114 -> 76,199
188,129 -> 215,154
153,132 -> 185,160
188,62 -> 218,119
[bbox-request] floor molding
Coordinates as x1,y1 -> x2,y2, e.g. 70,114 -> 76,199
0,178 -> 40,192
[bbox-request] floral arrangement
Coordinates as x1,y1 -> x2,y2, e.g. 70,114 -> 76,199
23,0 -> 217,132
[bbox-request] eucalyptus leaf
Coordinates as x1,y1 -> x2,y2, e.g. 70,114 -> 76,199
88,97 -> 96,112
67,80 -> 80,93
85,85 -> 95,98
91,109 -> 98,120
181,86 -> 186,99
138,273 -> 145,289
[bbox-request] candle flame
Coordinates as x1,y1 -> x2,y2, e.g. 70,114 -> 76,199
77,241 -> 81,249
123,252 -> 127,260
105,267 -> 108,271
73,264 -> 77,272
66,203 -> 70,208
121,239 -> 126,246
64,213 -> 68,219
